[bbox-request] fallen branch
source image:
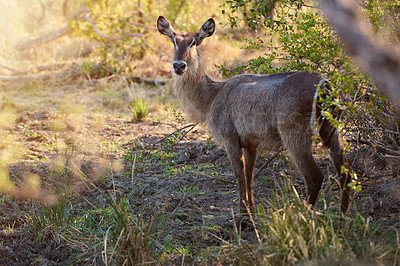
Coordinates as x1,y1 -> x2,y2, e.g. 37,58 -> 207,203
0,69 -> 79,82
255,150 -> 282,179
0,63 -> 67,76
128,76 -> 166,86
0,63 -> 23,74
351,138 -> 400,157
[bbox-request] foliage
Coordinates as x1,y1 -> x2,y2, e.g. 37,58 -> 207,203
223,0 -> 278,30
215,1 -> 400,262
72,0 -> 150,75
71,0 -> 221,76
221,0 -> 400,172
363,0 -> 400,41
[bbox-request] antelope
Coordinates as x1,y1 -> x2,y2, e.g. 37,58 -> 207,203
157,16 -> 351,217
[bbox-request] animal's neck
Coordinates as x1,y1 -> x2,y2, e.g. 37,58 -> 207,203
173,59 -> 222,123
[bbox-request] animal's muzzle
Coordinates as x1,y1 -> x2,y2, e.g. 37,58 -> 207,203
172,60 -> 187,75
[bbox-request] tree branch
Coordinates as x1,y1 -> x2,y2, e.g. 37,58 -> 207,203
16,25 -> 73,51
316,0 -> 400,107
82,14 -> 114,40
15,2 -> 86,51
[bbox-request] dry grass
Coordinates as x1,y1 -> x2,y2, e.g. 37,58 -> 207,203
213,177 -> 399,265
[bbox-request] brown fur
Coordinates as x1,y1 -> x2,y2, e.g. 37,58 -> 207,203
157,16 -> 351,214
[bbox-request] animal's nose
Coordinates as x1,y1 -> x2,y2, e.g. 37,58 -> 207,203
172,61 -> 187,73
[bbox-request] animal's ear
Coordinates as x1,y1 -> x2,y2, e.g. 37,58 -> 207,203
157,16 -> 176,41
195,18 -> 215,45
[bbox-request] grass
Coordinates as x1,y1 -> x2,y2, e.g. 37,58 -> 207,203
206,178 -> 400,265
21,147 -> 400,265
130,98 -> 149,122
103,199 -> 169,265
26,186 -> 170,264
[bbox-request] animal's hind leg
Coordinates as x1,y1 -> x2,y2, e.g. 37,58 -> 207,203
243,146 -> 257,212
319,119 -> 351,212
279,129 -> 324,206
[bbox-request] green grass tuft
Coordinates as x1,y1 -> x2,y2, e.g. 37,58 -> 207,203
130,98 -> 148,122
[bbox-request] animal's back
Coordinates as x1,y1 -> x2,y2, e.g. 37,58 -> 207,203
208,71 -> 322,151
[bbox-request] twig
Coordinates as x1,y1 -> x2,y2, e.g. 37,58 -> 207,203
172,193 -> 186,213
288,0 -> 316,8
176,124 -> 196,143
83,14 -> 113,40
350,138 -> 400,157
142,39 -> 165,57
130,22 -> 157,31
255,150 -> 282,178
80,4 -> 150,43
125,123 -> 197,171
181,253 -> 185,266
149,124 -> 197,147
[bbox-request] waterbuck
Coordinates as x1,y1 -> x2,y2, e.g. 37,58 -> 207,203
157,16 -> 351,216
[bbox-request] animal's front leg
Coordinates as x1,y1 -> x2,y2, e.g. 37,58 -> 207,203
224,140 -> 247,213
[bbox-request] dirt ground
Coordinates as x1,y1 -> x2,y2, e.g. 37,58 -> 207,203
0,86 -> 399,265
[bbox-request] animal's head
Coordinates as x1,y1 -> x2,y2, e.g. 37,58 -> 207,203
157,16 -> 215,76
